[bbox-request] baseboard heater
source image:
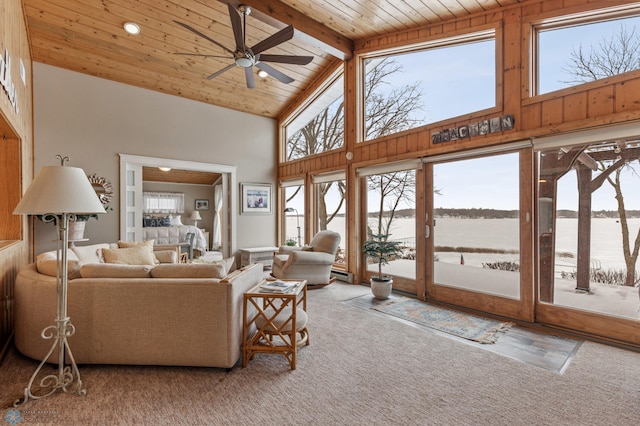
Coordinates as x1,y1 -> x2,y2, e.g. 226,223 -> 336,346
330,269 -> 354,283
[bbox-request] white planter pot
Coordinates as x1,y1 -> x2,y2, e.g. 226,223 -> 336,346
371,278 -> 393,300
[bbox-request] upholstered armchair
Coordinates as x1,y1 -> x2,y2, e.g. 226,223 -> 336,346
271,230 -> 341,286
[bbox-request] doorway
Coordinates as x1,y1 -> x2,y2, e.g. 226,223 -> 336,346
118,154 -> 237,257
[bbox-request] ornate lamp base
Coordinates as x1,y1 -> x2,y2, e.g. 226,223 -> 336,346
14,316 -> 86,406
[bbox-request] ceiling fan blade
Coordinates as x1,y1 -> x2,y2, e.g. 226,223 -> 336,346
251,25 -> 294,55
174,52 -> 231,59
173,20 -> 234,55
256,62 -> 294,84
206,63 -> 236,80
227,3 -> 244,51
245,67 -> 256,89
259,54 -> 313,65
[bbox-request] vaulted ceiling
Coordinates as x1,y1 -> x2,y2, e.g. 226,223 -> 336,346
23,0 -> 518,118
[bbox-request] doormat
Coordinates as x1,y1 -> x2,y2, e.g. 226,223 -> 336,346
372,297 -> 513,344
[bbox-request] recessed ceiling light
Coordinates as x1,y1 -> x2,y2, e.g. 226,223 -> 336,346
123,22 -> 141,35
158,167 -> 171,172
257,70 -> 268,78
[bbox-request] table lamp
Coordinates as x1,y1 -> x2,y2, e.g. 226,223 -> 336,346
13,155 -> 106,406
190,210 -> 202,227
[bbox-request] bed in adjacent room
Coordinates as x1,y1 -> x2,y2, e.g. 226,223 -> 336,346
142,215 -> 208,254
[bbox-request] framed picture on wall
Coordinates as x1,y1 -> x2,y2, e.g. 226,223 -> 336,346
241,183 -> 272,214
195,199 -> 209,210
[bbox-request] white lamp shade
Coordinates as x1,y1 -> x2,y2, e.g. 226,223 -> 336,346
190,211 -> 202,221
14,166 -> 107,215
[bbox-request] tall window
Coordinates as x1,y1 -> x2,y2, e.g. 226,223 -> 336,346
362,31 -> 496,141
283,70 -> 344,161
536,13 -> 640,95
282,181 -> 305,247
313,172 -> 346,266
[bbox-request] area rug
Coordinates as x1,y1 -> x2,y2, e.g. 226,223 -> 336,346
371,297 -> 514,344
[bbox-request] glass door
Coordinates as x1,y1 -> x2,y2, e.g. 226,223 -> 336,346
425,148 -> 534,321
536,139 -> 640,345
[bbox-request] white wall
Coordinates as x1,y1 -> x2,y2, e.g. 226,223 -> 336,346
33,63 -> 277,254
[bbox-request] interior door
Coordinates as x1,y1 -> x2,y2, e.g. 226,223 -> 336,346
424,147 -> 534,321
119,159 -> 143,242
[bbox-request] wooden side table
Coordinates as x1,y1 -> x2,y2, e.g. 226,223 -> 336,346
242,279 -> 309,370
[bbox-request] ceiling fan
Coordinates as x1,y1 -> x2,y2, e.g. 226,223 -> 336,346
174,4 -> 313,89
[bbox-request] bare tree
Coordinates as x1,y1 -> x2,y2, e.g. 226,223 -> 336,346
564,24 -> 640,286
286,58 -> 423,230
603,163 -> 640,286
562,25 -> 640,84
367,171 -> 416,236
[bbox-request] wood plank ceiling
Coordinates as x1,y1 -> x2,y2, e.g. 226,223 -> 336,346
22,0 -> 518,118
142,166 -> 221,185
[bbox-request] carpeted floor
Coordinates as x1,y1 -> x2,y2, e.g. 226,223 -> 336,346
1,283 -> 639,425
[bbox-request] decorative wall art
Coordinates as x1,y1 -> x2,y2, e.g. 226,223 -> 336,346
195,199 -> 209,210
240,183 -> 272,215
431,114 -> 514,145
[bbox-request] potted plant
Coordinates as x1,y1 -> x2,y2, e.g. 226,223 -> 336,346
362,233 -> 403,299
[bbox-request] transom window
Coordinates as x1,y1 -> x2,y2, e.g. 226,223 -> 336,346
536,11 -> 640,95
283,68 -> 344,162
361,30 -> 496,142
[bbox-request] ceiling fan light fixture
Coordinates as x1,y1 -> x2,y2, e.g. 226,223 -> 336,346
235,57 -> 253,68
123,22 -> 141,35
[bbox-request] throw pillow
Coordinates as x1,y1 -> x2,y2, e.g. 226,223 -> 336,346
71,243 -> 111,264
118,240 -> 155,249
36,249 -> 80,263
169,215 -> 183,226
223,256 -> 236,273
80,263 -> 153,278
37,259 -> 83,280
102,246 -> 158,265
150,263 -> 226,279
154,250 -> 178,264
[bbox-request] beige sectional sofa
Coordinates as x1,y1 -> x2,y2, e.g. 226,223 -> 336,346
15,244 -> 264,369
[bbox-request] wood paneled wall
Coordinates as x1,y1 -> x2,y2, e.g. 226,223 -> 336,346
277,0 -> 640,282
0,0 -> 35,359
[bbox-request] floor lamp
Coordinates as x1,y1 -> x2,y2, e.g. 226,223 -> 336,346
284,207 -> 302,247
13,156 -> 106,406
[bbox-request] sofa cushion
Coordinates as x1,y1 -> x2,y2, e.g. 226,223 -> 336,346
80,263 -> 153,278
37,259 -> 83,280
71,243 -> 111,264
102,246 -> 158,265
151,263 -> 226,279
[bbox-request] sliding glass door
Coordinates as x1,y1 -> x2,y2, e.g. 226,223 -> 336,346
536,139 -> 640,345
425,148 -> 534,321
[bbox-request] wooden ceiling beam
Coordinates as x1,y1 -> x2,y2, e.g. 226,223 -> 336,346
218,0 -> 354,60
